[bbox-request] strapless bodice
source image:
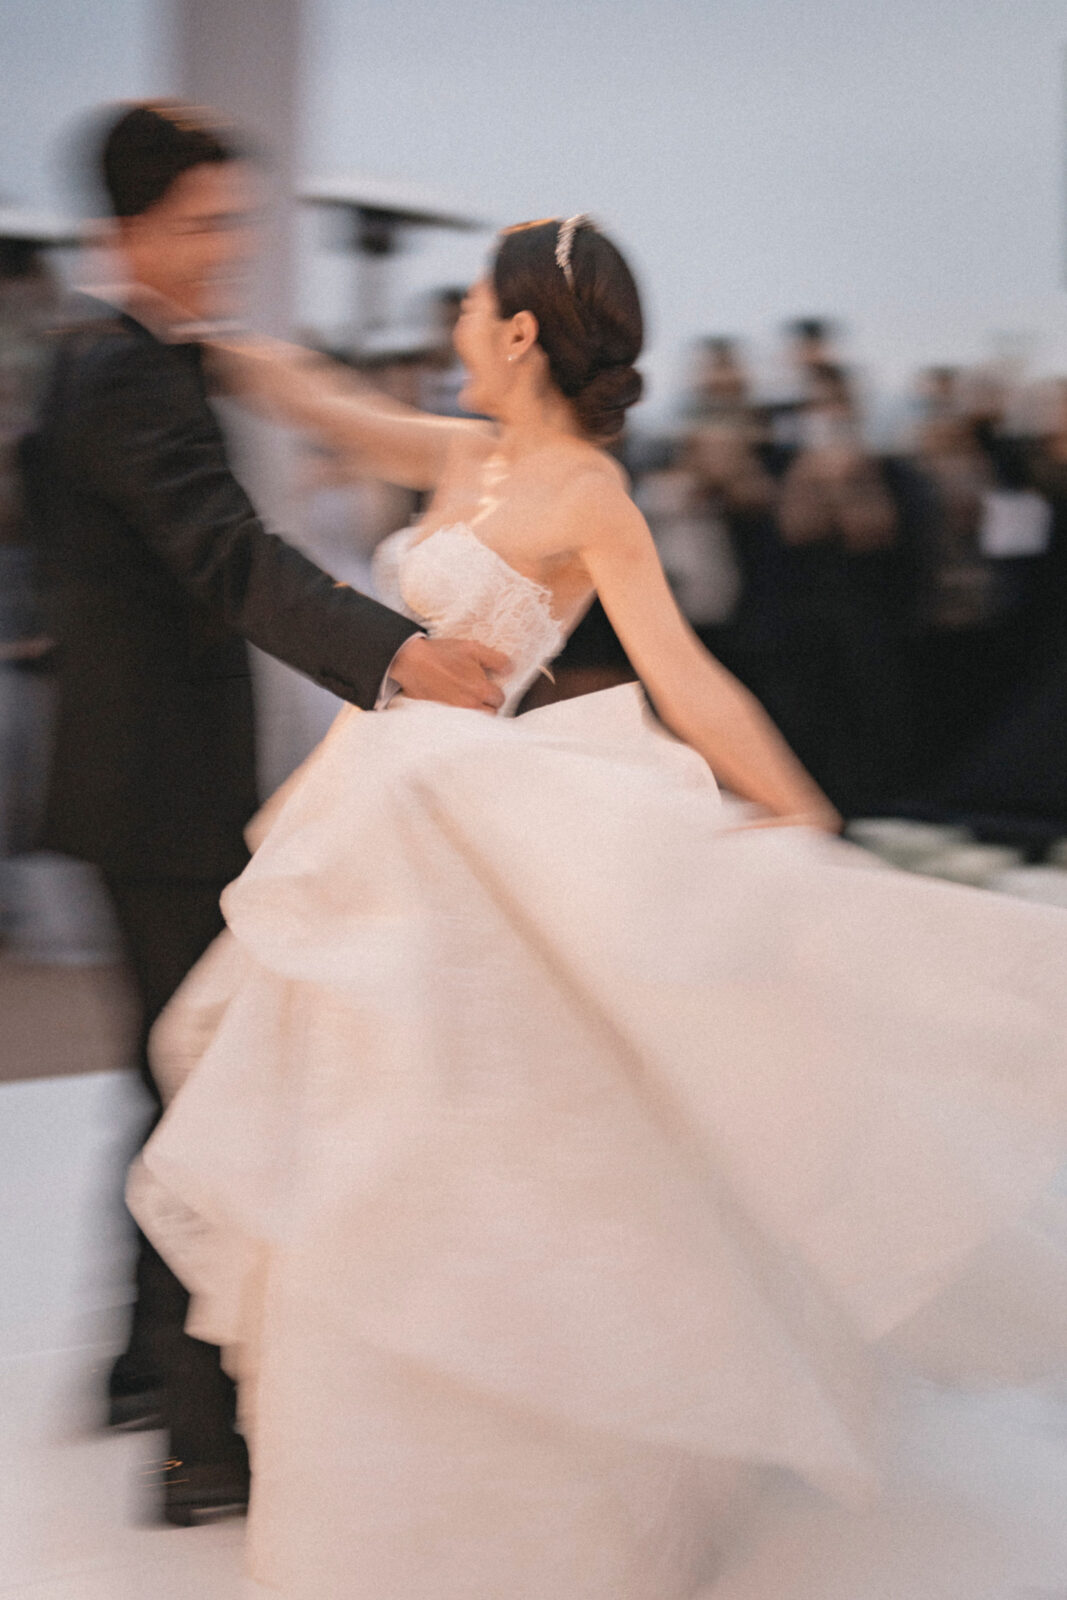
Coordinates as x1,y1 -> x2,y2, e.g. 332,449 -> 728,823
373,522 -> 566,713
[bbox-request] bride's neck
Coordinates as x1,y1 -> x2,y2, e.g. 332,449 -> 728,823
492,379 -> 584,460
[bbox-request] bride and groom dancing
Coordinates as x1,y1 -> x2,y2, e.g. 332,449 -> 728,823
34,100 -> 1067,1596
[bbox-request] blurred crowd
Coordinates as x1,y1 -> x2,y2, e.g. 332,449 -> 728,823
627,321 -> 1067,835
4,249 -> 1067,960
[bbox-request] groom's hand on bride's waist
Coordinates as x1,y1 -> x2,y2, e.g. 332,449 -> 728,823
387,636 -> 511,712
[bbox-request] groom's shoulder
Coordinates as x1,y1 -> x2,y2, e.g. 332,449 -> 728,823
45,297 -> 197,434
52,295 -> 169,387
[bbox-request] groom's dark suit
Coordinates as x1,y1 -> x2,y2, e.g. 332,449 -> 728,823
23,296 -> 419,1477
29,298 -> 416,874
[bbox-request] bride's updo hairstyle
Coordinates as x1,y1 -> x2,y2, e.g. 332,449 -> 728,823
492,218 -> 644,443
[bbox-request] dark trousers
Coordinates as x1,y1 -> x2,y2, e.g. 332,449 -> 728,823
103,870 -> 246,1464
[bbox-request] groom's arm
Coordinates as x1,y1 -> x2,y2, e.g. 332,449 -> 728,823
66,333 -> 494,710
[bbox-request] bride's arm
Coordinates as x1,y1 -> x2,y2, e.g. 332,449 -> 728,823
573,476 -> 841,830
207,336 -> 490,491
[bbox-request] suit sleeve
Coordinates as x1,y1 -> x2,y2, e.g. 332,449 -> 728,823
71,336 -> 418,710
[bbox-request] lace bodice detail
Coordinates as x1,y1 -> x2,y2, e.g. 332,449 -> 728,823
373,523 -> 566,714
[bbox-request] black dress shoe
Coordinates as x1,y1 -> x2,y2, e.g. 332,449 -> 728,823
146,1451 -> 251,1527
106,1379 -> 167,1432
105,1362 -> 167,1432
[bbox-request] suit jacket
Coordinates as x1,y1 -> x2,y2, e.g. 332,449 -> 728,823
22,298 -> 418,878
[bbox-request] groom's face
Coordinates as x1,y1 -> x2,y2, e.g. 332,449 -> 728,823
117,160 -> 259,323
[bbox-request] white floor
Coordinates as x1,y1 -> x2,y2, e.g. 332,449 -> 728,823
0,1070 -> 258,1598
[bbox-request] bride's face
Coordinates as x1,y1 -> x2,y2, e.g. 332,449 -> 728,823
453,278 -> 516,416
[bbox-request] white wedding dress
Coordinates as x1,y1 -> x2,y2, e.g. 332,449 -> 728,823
131,521 -> 1067,1599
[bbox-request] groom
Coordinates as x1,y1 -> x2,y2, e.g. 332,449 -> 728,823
23,100 -> 506,1525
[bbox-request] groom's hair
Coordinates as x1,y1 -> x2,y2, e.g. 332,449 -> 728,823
100,101 -> 242,218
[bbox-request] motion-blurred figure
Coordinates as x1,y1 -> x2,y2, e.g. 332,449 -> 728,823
0,237 -> 58,944
778,362 -> 897,553
915,364 -> 961,426
758,362 -> 905,815
417,285 -> 469,417
766,315 -> 843,448
21,100 -> 503,1526
638,437 -> 743,649
1028,378 -> 1067,659
642,340 -> 771,661
907,412 -> 1037,791
915,401 -> 1057,829
684,334 -> 752,426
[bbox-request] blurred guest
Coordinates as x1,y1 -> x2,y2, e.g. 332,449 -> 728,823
295,440 -> 399,592
277,338 -> 432,759
684,334 -> 751,425
0,239 -> 58,942
905,412 -> 1037,791
759,363 -> 904,814
778,362 -> 897,554
765,315 -> 843,448
636,437 -> 742,654
916,364 -> 961,424
1019,379 -> 1067,659
689,422 -> 776,514
630,341 -> 766,666
21,100 -> 502,1526
976,438 -> 1050,643
351,336 -> 432,536
959,362 -> 1011,458
912,417 -> 995,627
927,416 -> 1061,828
786,314 -> 841,376
417,285 -> 470,417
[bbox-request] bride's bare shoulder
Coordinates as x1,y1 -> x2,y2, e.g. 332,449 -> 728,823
539,441 -> 629,511
541,453 -> 654,573
556,447 -> 639,529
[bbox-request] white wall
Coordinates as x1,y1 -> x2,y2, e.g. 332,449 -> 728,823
1,0 -> 164,214
4,0 -> 1067,422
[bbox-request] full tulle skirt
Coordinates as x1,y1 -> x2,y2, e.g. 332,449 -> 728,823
129,685 -> 1067,1598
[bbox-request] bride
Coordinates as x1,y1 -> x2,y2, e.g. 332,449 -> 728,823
132,217 -> 1067,1599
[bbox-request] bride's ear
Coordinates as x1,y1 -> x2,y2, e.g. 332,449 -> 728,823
507,310 -> 539,363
